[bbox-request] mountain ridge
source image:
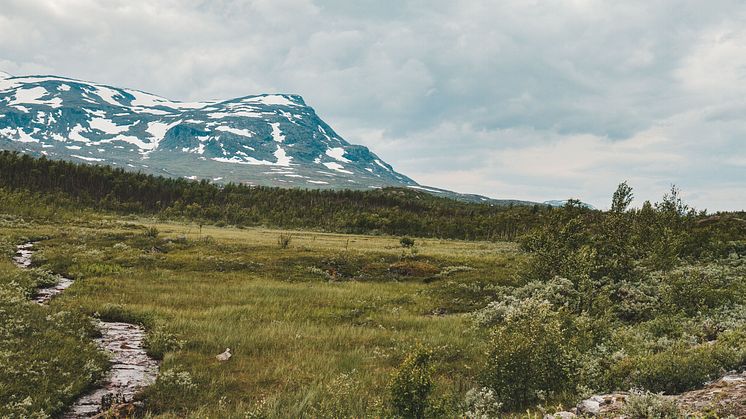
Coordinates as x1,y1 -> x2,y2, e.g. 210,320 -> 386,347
0,73 -> 572,207
0,73 -> 417,188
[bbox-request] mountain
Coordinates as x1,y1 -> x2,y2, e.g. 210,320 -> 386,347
543,199 -> 597,210
0,72 -> 547,206
0,72 -> 422,189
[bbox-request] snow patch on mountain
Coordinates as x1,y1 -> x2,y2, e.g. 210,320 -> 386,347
323,162 -> 353,174
7,86 -> 63,108
89,118 -> 131,135
270,123 -> 285,143
0,73 -> 419,191
243,95 -> 300,107
215,126 -> 253,137
325,147 -> 350,163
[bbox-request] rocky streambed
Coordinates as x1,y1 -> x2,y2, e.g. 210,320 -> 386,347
13,243 -> 159,418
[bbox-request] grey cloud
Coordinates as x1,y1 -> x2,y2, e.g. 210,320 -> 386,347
1,0 -> 745,209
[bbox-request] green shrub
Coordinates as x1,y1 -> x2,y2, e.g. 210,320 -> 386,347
481,299 -> 575,410
400,237 -> 415,248
659,264 -> 744,315
277,233 -> 292,249
388,260 -> 440,277
609,340 -> 745,394
319,252 -> 363,279
144,324 -> 185,360
621,389 -> 681,419
389,348 -> 434,418
462,387 -> 503,418
143,367 -> 199,413
143,226 -> 159,238
29,268 -> 61,288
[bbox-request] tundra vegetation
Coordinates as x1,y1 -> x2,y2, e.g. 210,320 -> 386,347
0,155 -> 744,418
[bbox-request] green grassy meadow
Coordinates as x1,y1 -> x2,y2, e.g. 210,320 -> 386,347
1,217 -> 520,417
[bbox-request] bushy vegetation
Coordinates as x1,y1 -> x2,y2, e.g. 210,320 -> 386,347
388,348 -> 434,418
469,183 -> 746,413
622,389 -> 681,419
0,161 -> 744,417
482,299 -> 575,409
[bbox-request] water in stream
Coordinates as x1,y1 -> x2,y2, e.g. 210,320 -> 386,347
13,243 -> 159,418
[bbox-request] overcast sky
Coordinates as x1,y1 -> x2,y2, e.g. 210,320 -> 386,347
1,0 -> 745,210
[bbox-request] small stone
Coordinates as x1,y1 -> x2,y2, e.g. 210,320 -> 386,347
544,411 -> 576,419
577,398 -> 601,416
216,348 -> 232,361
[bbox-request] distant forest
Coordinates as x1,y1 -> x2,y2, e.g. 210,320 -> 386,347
0,151 -> 549,240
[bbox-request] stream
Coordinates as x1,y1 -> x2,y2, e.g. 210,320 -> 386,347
13,243 -> 159,418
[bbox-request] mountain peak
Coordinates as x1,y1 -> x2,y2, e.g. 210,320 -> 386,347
0,73 -> 416,190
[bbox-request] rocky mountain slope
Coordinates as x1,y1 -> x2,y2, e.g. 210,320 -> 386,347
0,72 -> 418,190
0,72 -> 564,206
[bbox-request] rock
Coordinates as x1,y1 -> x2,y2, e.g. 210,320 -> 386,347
676,370 -> 746,417
576,398 -> 601,416
569,370 -> 746,418
544,411 -> 576,419
216,347 -> 232,362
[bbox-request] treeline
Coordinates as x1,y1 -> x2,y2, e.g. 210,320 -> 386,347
0,151 -> 549,240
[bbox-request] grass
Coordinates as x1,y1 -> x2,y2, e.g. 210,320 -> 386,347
0,225 -> 109,418
0,217 -> 520,417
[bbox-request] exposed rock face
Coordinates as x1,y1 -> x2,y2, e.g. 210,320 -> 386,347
546,371 -> 746,418
0,74 -> 414,189
676,371 -> 746,417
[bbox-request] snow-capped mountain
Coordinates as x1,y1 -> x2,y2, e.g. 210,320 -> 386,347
543,200 -> 596,209
0,72 -> 416,189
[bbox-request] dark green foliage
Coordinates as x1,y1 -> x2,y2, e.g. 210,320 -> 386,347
277,233 -> 292,249
481,300 -> 575,409
519,182 -> 745,319
475,182 -> 746,413
143,226 -> 160,239
389,348 -> 434,419
610,181 -> 634,213
608,337 -> 746,394
400,237 -> 415,248
0,151 -> 547,240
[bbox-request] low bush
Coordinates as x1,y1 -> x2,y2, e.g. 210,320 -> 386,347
277,233 -> 292,249
608,339 -> 745,394
481,299 -> 576,410
388,261 -> 440,277
389,348 -> 434,418
144,323 -> 185,360
400,237 -> 416,248
621,389 -> 681,419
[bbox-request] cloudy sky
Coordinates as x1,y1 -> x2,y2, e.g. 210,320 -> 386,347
1,0 -> 745,210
